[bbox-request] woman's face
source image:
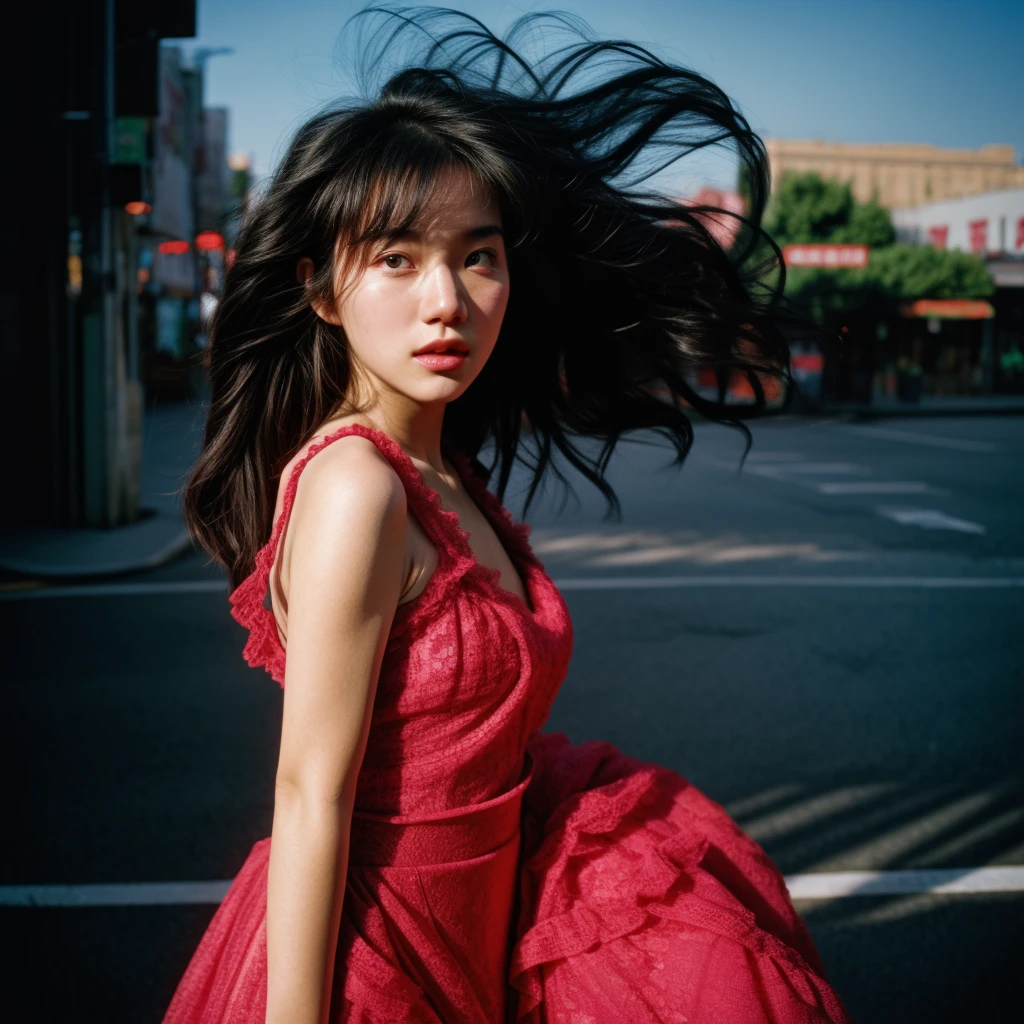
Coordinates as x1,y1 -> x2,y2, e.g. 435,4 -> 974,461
320,166 -> 510,411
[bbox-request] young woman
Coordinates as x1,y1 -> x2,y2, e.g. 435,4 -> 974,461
165,8 -> 849,1023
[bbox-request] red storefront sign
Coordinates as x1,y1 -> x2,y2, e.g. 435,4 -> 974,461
968,219 -> 988,253
927,225 -> 949,249
1017,217 -> 1024,250
783,244 -> 869,268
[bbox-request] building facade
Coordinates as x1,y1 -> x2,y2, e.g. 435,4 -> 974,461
766,139 -> 1024,209
891,189 -> 1024,397
891,189 -> 1024,264
0,3 -> 241,529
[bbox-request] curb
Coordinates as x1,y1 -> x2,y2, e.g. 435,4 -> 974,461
0,527 -> 196,581
0,529 -> 196,581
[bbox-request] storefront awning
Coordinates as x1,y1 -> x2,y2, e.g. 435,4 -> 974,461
901,299 -> 995,320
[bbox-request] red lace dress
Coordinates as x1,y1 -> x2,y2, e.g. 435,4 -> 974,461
163,424 -> 850,1024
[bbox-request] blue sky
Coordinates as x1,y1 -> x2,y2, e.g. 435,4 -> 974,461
171,0 -> 1024,190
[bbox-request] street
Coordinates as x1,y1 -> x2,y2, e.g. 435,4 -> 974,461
3,413 -> 1022,1022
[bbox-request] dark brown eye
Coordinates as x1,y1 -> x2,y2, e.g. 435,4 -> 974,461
383,254 -> 407,269
466,249 -> 497,268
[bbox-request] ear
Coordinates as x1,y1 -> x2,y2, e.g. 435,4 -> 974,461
296,257 -> 343,326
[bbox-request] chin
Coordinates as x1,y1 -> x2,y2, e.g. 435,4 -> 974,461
405,376 -> 471,406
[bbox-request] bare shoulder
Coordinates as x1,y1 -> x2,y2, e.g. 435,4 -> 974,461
284,435 -> 408,583
295,434 -> 406,521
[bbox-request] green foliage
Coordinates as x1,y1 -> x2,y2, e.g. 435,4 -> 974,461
870,245 -> 993,300
230,167 -> 251,202
765,171 -> 992,323
783,266 -> 885,322
833,199 -> 894,247
766,174 -> 854,247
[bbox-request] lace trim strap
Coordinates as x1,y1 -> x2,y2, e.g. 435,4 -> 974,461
227,423 -> 475,686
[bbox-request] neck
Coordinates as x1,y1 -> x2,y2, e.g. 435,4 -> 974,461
346,371 -> 448,472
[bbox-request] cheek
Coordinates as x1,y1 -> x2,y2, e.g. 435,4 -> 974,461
342,281 -> 412,353
475,280 -> 511,335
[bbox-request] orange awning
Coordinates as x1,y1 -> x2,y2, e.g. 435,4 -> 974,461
901,299 -> 994,320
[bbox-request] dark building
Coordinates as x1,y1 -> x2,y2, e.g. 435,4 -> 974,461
2,2 -> 197,530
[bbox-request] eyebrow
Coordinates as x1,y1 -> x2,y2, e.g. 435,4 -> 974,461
387,224 -> 504,243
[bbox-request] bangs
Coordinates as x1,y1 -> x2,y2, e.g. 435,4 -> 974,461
355,160 -> 486,247
330,118 -> 533,268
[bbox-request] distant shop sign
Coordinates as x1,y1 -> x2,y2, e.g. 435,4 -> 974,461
783,244 -> 868,268
968,219 -> 988,253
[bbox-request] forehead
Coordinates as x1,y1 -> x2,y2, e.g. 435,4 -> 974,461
405,166 -> 501,236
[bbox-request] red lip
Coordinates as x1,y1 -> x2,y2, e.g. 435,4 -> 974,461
413,339 -> 470,356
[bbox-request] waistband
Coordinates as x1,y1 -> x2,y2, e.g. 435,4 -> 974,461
349,752 -> 534,867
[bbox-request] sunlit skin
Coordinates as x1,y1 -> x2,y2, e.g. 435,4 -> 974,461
264,167 -> 526,1024
280,165 -> 526,614
304,165 -> 510,457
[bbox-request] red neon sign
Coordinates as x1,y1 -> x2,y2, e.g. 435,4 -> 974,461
158,240 -> 190,255
125,201 -> 152,216
195,231 -> 225,251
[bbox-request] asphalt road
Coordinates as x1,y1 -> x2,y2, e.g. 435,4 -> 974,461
3,413 -> 1022,1023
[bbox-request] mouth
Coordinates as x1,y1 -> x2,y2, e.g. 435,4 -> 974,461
412,339 -> 470,372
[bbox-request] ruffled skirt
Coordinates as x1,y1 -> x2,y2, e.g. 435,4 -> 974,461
163,733 -> 850,1023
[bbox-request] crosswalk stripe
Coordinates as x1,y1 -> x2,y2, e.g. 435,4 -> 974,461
553,576 -> 1024,590
4,867 -> 1022,907
816,481 -> 934,495
841,425 -> 997,453
786,866 -> 1024,899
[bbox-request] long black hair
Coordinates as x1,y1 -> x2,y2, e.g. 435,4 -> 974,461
185,5 -> 792,588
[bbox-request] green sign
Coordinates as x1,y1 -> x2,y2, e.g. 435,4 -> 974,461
114,118 -> 148,165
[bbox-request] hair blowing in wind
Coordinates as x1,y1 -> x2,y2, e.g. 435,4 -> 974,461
184,5 -> 793,589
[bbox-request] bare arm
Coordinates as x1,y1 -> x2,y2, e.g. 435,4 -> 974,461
265,438 -> 407,1024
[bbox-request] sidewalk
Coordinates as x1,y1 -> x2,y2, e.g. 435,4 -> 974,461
819,394 -> 1024,419
0,396 -> 208,579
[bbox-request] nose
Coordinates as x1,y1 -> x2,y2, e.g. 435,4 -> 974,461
421,262 -> 467,326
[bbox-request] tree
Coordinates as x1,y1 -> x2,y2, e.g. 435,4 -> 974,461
762,172 -> 992,325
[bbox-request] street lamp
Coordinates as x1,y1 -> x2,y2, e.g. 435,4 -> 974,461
189,46 -> 234,74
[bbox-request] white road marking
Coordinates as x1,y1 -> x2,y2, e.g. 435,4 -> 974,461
786,866 -> 1024,899
744,452 -> 807,462
746,462 -> 872,481
0,881 -> 232,907
552,576 -> 1024,590
4,866 -> 1022,907
815,481 -> 935,495
756,463 -> 872,475
841,425 -> 997,453
0,580 -> 229,601
877,507 -> 986,535
4,576 -> 1024,602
